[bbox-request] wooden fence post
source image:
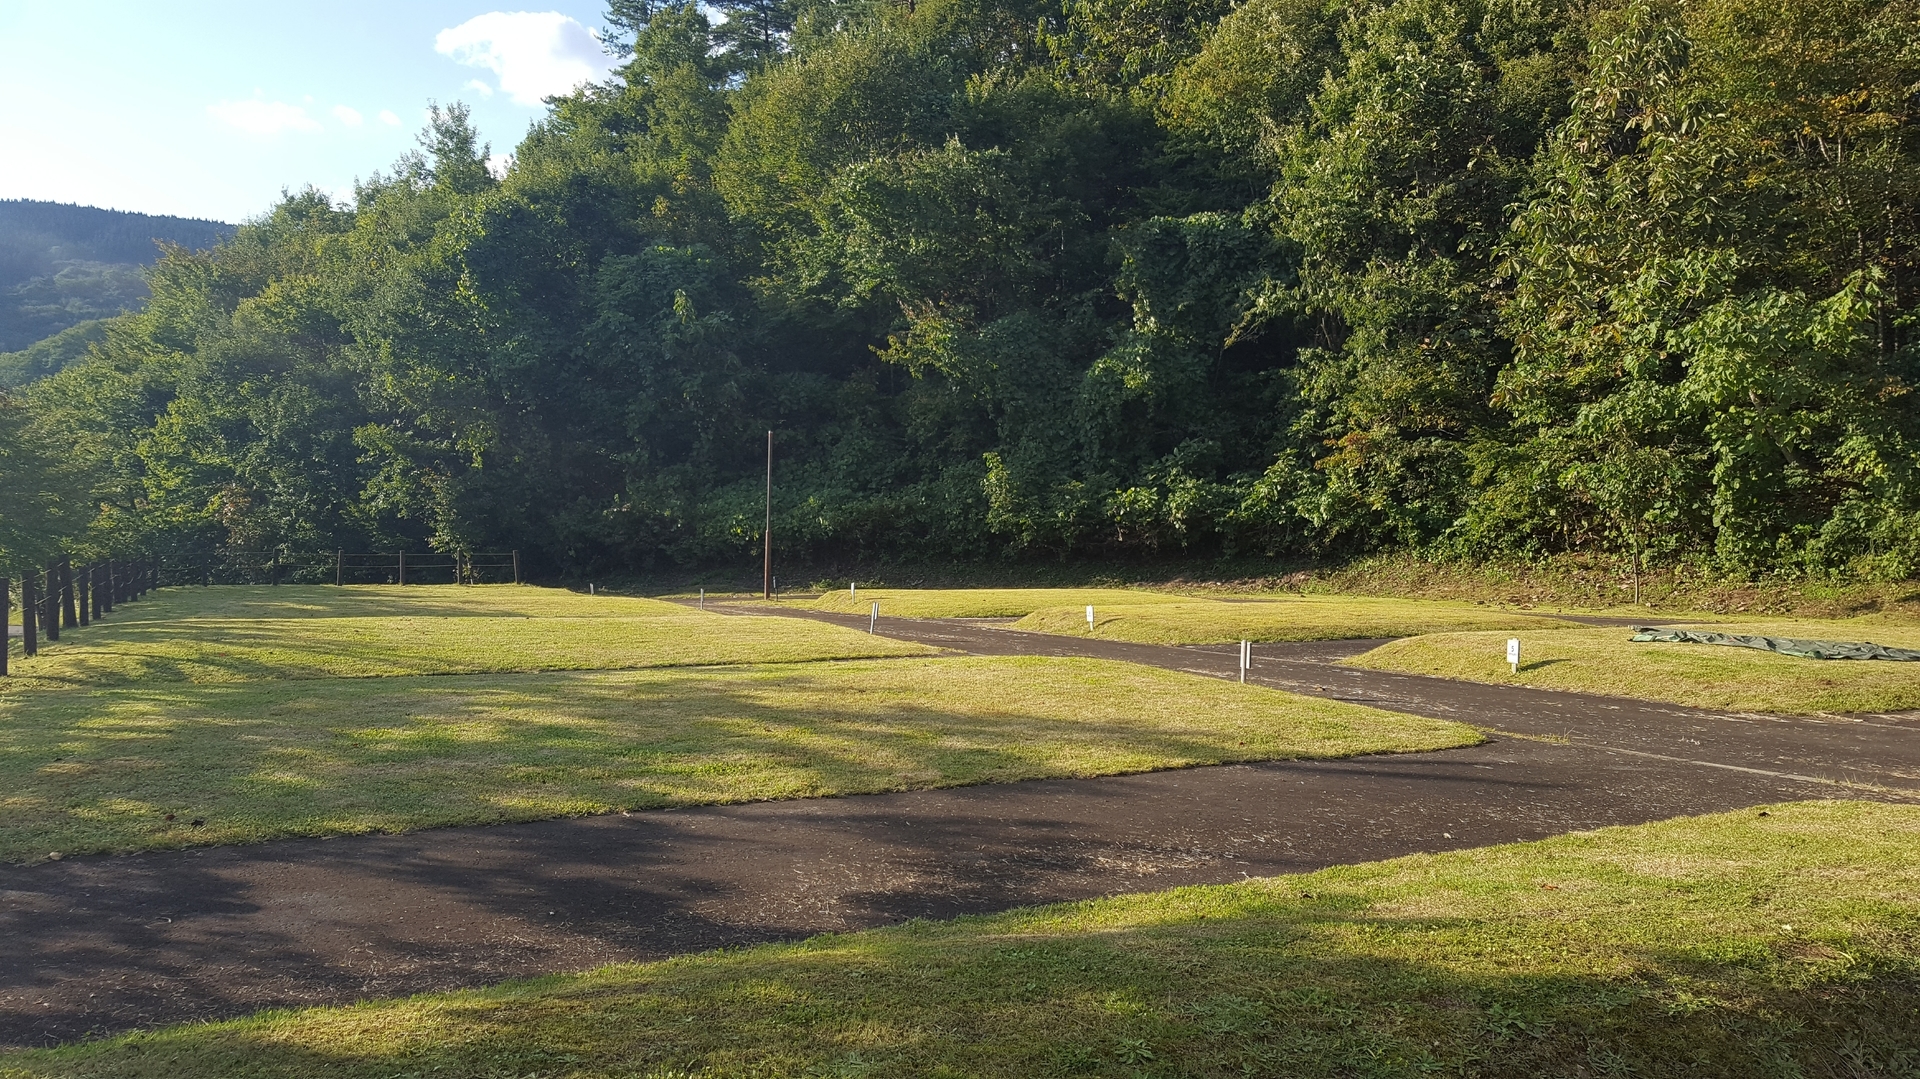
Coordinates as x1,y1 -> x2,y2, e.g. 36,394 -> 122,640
60,559 -> 77,629
336,549 -> 344,587
19,573 -> 34,657
398,551 -> 406,586
512,550 -> 520,585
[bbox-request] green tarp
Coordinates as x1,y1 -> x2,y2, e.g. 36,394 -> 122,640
1630,627 -> 1920,661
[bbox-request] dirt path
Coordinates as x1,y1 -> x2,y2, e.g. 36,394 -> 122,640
1,610 -> 1912,1047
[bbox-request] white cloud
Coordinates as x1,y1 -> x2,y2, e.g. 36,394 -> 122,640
434,12 -> 615,107
208,99 -> 322,135
487,152 -> 514,179
332,105 -> 364,127
377,109 -> 403,126
465,78 -> 496,98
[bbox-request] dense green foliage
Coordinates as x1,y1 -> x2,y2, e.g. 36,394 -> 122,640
0,200 -> 232,353
6,0 -> 1916,579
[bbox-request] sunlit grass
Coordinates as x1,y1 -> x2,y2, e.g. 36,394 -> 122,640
1012,595 -> 1581,644
6,800 -> 1914,1077
1350,617 -> 1920,713
0,656 -> 1473,862
3,585 -> 931,687
804,587 -> 1192,618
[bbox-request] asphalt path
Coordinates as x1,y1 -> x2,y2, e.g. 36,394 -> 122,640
1,608 -> 1913,1047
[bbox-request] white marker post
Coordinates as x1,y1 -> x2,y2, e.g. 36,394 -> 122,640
589,583 -> 595,595
1086,605 -> 1095,632
870,601 -> 878,634
1507,637 -> 1521,674
700,588 -> 705,610
851,582 -> 857,601
1240,639 -> 1251,683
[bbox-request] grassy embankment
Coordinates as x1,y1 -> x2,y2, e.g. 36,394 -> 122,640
1014,596 -> 1582,644
0,586 -> 1472,863
806,588 -> 1582,643
804,587 -> 1192,618
5,800 -> 1915,1078
1351,618 -> 1920,713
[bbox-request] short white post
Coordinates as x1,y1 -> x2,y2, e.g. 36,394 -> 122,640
851,582 -> 856,601
1507,637 -> 1520,674
700,588 -> 705,609
1086,604 -> 1095,632
870,601 -> 878,634
589,583 -> 595,595
1240,639 -> 1250,683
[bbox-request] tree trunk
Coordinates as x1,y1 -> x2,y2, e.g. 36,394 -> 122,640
20,572 -> 36,657
42,566 -> 59,642
60,559 -> 77,628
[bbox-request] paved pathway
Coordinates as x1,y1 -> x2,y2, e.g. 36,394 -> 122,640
1,610 -> 1912,1046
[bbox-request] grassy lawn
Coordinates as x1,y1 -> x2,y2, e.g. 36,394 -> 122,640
3,586 -> 932,687
7,800 -> 1915,1077
0,653 -> 1472,863
1011,595 -> 1581,644
1350,618 -> 1920,713
804,587 -> 1193,618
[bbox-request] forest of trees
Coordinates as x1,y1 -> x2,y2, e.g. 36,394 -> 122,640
2,0 -> 1915,582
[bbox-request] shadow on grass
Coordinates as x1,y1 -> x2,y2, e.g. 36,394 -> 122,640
11,876 -> 1918,1077
0,659 -> 1466,863
73,585 -> 680,623
0,611 -> 917,689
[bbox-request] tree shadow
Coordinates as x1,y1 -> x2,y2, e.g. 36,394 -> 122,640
10,867 -> 1916,1076
0,657 -> 1464,865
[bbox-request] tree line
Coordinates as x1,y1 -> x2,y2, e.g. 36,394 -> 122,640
2,0 -> 1914,582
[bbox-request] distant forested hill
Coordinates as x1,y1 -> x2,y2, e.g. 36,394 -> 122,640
0,200 -> 232,353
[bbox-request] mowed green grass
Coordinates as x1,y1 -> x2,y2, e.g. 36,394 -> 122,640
1351,617 -> 1920,713
2,586 -> 931,687
0,585 -> 1475,862
805,587 -> 1192,618
7,801 -> 1914,1078
1013,595 -> 1581,644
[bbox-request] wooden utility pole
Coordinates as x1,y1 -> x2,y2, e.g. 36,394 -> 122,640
763,430 -> 773,600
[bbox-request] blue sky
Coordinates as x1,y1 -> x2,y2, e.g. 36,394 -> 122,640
0,3 -> 621,223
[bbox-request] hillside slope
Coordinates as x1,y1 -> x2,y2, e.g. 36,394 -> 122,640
0,200 -> 231,354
